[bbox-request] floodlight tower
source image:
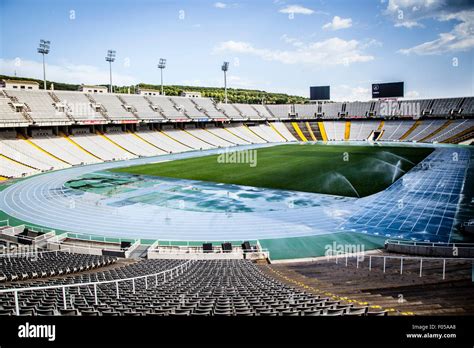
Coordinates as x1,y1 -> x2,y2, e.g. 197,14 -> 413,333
37,40 -> 50,90
105,50 -> 116,93
158,58 -> 167,95
221,61 -> 229,104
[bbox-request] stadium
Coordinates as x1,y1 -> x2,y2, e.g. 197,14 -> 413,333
0,0 -> 473,345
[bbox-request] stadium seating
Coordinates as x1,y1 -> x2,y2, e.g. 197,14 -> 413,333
348,120 -> 379,140
0,88 -> 473,179
147,96 -> 188,120
7,90 -> 70,123
233,104 -> 263,119
101,130 -> 166,157
322,102 -> 343,118
0,259 -> 361,316
323,120 -> 346,140
271,122 -> 298,141
90,94 -> 137,121
267,104 -> 291,119
0,92 -> 30,126
216,102 -> 244,119
162,129 -> 215,150
0,251 -> 116,283
169,97 -> 208,119
252,104 -> 275,119
191,98 -> 225,119
186,127 -> 235,147
135,130 -> 192,153
226,125 -> 267,143
119,95 -> 166,121
0,136 -> 69,171
428,119 -> 474,143
404,119 -> 446,141
54,91 -> 106,123
248,124 -> 286,142
206,126 -> 251,145
345,102 -> 371,117
69,132 -> 136,161
29,135 -> 101,165
379,120 -> 415,141
294,104 -> 318,118
0,155 -> 37,178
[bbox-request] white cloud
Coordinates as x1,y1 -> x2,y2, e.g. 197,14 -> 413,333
331,85 -> 371,102
394,20 -> 423,28
280,34 -> 304,47
214,2 -> 239,9
322,16 -> 353,30
214,2 -> 227,9
279,5 -> 314,15
385,0 -> 474,54
0,58 -> 137,86
406,90 -> 420,98
399,10 -> 474,55
214,38 -> 374,66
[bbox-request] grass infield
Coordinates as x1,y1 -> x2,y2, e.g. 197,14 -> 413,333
111,144 -> 433,197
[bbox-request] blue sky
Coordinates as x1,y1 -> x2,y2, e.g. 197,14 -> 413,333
0,0 -> 473,100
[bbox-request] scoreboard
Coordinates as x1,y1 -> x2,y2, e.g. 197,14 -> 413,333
372,82 -> 404,98
310,86 -> 330,100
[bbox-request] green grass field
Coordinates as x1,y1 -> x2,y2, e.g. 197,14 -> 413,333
111,144 -> 433,197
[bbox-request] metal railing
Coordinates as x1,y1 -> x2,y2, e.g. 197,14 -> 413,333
0,260 -> 194,316
325,250 -> 473,280
0,248 -> 71,258
385,239 -> 474,248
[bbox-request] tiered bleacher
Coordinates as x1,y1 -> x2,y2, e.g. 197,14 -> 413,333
119,94 -> 166,121
169,97 -> 208,119
216,102 -> 244,119
0,251 -> 116,282
90,94 -> 137,121
0,87 -> 473,179
0,258 -> 376,316
147,96 -> 188,120
54,91 -> 106,123
7,90 -> 69,124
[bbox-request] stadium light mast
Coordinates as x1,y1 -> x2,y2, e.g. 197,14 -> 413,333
221,61 -> 229,104
37,40 -> 50,90
158,58 -> 166,95
105,50 -> 116,93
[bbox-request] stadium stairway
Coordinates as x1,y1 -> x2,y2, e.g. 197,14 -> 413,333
419,120 -> 452,142
399,120 -> 422,141
97,131 -> 138,156
317,121 -> 328,141
182,129 -> 216,148
127,131 -> 169,154
18,134 -> 72,166
443,126 -> 474,144
291,122 -> 308,142
305,122 -> 317,141
61,133 -> 104,161
204,128 -> 238,145
377,120 -> 385,131
285,123 -> 301,141
267,254 -> 474,315
307,121 -> 323,140
0,153 -> 39,172
243,124 -> 268,143
297,122 -> 312,140
159,130 -> 195,150
268,123 -> 290,141
344,121 -> 351,141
